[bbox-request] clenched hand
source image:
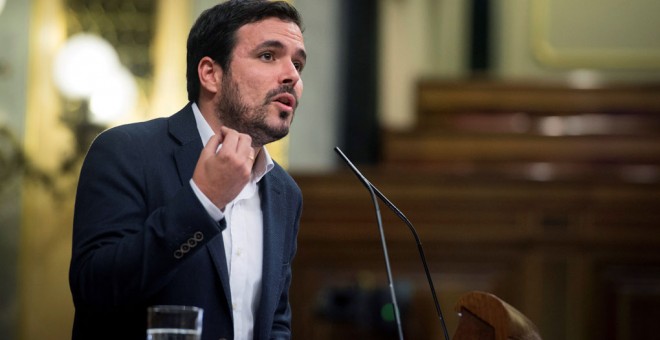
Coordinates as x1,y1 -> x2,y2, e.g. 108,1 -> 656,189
192,126 -> 257,210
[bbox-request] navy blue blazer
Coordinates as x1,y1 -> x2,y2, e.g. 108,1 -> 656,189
69,103 -> 302,340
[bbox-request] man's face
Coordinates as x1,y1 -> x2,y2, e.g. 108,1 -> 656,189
215,17 -> 306,147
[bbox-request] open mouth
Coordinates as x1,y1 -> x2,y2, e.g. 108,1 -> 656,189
272,93 -> 296,109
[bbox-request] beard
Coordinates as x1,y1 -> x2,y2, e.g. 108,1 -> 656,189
215,72 -> 297,147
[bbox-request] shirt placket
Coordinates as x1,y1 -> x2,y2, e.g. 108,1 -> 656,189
228,182 -> 257,339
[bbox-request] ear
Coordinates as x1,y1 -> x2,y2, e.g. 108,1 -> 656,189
198,56 -> 222,95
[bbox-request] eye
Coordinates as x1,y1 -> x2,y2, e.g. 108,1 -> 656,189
293,61 -> 304,72
259,52 -> 274,61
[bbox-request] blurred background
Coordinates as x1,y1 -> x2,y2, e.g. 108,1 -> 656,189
1,0 -> 659,339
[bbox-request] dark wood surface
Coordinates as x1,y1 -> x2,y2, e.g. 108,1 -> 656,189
289,80 -> 660,340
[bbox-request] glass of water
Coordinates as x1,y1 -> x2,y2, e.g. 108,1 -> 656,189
147,305 -> 203,340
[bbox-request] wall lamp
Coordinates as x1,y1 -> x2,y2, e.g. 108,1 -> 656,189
0,32 -> 138,196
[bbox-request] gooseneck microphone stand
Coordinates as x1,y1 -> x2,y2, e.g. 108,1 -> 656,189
335,147 -> 451,340
336,148 -> 404,340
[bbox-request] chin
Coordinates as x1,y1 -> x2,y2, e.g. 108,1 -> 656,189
272,112 -> 293,127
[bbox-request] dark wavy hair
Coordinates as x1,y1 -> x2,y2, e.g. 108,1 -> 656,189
186,0 -> 303,102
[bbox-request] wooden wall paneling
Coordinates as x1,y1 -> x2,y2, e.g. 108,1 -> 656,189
291,80 -> 660,339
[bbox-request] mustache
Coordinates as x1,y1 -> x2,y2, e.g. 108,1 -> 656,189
263,85 -> 298,109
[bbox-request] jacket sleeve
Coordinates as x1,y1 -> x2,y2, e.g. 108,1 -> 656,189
69,127 -> 222,307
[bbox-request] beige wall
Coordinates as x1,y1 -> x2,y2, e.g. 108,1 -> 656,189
379,0 -> 660,131
0,0 -> 32,338
495,0 -> 660,79
379,0 -> 470,130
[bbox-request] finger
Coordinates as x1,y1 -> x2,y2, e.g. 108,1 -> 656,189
236,134 -> 253,158
201,133 -> 223,158
245,147 -> 257,163
219,127 -> 239,153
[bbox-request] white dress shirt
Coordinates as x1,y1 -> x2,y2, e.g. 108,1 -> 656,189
189,103 -> 274,340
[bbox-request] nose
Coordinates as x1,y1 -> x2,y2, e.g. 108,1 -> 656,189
279,59 -> 300,86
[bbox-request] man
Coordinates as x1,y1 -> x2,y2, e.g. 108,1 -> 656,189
69,1 -> 306,339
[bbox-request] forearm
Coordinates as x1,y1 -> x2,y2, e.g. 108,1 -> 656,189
69,127 -> 221,306
70,183 -> 221,306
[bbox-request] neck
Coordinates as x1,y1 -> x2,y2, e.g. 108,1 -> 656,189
196,100 -> 223,134
195,100 -> 263,157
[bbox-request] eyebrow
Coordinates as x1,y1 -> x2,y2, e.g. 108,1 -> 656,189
255,40 -> 307,63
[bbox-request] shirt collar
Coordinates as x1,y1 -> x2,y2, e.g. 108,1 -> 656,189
191,102 -> 274,182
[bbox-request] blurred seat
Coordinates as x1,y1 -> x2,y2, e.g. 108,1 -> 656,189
453,291 -> 541,340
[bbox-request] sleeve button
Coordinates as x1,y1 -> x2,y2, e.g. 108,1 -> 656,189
194,231 -> 204,241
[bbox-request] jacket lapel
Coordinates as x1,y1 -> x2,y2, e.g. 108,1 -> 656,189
168,104 -> 233,310
255,171 -> 286,337
207,220 -> 232,308
169,104 -> 203,186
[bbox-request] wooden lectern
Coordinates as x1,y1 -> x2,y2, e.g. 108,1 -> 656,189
452,291 -> 542,340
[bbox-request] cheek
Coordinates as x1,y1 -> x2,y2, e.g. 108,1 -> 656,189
295,81 -> 303,98
240,78 -> 264,102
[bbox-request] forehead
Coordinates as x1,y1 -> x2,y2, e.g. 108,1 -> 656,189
234,17 -> 305,51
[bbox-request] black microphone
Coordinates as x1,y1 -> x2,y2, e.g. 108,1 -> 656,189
334,147 -> 450,340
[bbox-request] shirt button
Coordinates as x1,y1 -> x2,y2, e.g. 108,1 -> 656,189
236,248 -> 242,256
